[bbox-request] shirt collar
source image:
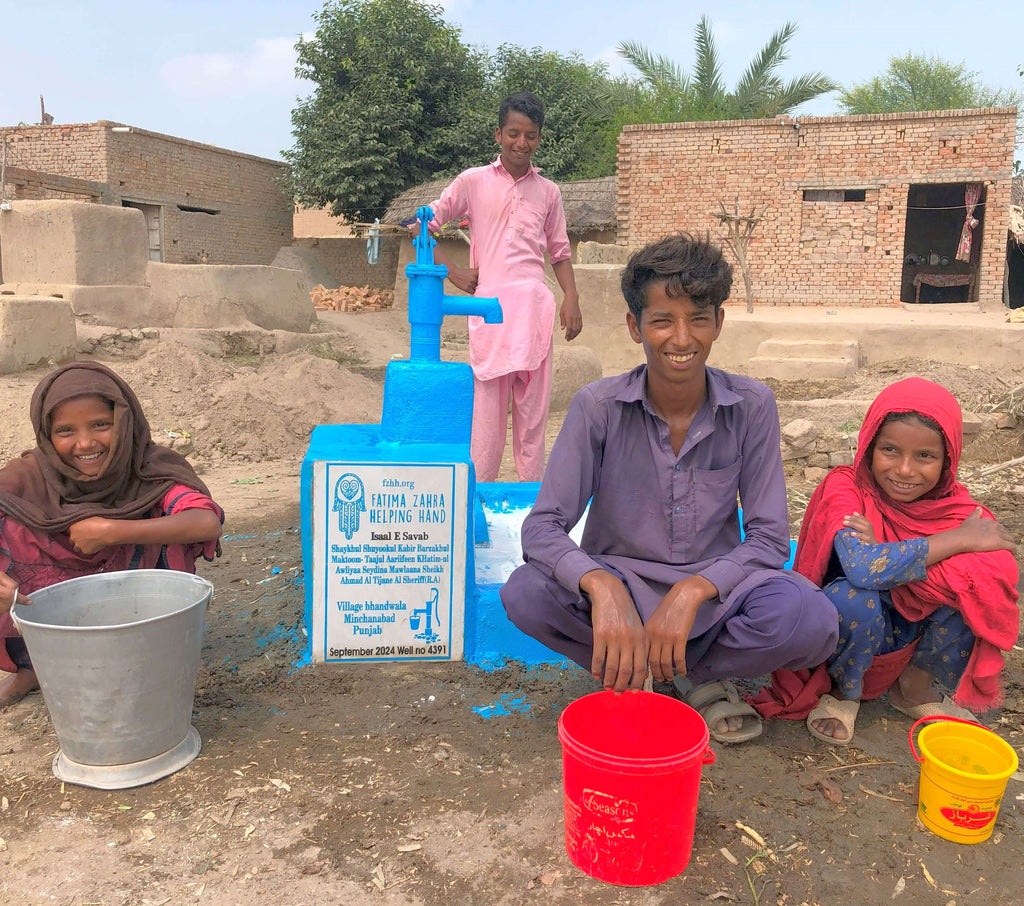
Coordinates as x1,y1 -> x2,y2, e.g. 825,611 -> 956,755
617,364 -> 744,417
491,155 -> 541,181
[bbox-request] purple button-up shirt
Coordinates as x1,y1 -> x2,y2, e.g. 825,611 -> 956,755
520,364 -> 793,635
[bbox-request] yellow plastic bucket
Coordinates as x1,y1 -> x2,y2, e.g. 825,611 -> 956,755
909,716 -> 1018,844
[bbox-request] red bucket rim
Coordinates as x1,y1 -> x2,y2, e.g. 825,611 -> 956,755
558,690 -> 710,771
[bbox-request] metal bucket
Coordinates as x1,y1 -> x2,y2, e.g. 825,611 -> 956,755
11,569 -> 212,785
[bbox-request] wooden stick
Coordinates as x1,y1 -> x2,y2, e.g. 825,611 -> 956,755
972,454 -> 1024,477
821,760 -> 896,774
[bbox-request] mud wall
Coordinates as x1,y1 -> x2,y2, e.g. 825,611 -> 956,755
291,237 -> 401,289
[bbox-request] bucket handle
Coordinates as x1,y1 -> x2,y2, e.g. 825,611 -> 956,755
908,715 -> 977,763
702,746 -> 716,766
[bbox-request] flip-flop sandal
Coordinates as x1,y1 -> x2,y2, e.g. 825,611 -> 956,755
889,694 -> 978,723
676,679 -> 763,744
806,693 -> 860,746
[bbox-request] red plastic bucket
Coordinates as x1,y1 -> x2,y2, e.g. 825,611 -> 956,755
557,690 -> 716,886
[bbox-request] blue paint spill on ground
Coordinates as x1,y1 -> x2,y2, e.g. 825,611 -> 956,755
470,653 -> 573,673
472,692 -> 534,719
256,623 -> 300,650
254,619 -> 309,675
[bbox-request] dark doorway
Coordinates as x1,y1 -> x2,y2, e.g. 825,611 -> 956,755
900,183 -> 983,304
1008,237 -> 1024,309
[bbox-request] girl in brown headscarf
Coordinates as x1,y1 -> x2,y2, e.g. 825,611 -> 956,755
0,362 -> 223,706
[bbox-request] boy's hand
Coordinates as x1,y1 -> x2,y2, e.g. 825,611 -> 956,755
581,569 -> 647,693
68,517 -> 118,555
842,512 -> 877,545
644,576 -> 717,682
447,266 -> 479,295
560,291 -> 583,341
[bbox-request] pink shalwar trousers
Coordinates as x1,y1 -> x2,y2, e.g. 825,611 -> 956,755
471,349 -> 553,483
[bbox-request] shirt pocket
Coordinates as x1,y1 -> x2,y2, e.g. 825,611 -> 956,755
689,457 -> 743,539
514,200 -> 546,238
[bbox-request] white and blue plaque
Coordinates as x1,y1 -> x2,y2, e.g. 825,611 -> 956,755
310,461 -> 468,662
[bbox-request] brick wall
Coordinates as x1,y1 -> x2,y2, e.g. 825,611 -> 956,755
0,123 -> 109,182
616,109 -> 1016,309
292,237 -> 400,289
0,122 -> 292,266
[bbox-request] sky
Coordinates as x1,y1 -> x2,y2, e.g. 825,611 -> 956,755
1,0 -> 1021,163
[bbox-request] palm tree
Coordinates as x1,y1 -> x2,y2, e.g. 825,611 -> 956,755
593,16 -> 837,124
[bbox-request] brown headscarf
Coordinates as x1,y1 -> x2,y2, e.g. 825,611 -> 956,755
0,362 -> 213,533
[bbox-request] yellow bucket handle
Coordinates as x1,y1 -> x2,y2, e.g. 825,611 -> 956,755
909,715 -> 977,763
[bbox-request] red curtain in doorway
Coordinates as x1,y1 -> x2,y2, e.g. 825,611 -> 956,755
955,183 -> 982,263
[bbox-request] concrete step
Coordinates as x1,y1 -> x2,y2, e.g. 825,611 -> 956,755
748,354 -> 858,381
747,337 -> 861,381
754,338 -> 860,358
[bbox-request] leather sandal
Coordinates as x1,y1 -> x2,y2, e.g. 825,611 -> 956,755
889,694 -> 977,723
677,679 -> 763,744
806,693 -> 860,746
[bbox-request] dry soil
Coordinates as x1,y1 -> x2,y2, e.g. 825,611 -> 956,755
2,308 -> 1024,906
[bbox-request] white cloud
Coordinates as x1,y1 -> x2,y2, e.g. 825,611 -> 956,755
593,46 -> 633,79
159,34 -> 312,99
417,0 -> 472,14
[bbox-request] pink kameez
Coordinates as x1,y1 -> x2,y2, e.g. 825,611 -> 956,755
429,158 -> 571,480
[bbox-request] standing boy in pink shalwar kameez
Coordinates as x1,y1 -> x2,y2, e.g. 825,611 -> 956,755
426,91 -> 582,482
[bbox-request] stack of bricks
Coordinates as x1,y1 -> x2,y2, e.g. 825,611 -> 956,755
616,109 -> 1016,309
310,285 -> 394,312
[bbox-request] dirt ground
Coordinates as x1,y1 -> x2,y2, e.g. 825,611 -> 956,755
2,307 -> 1024,906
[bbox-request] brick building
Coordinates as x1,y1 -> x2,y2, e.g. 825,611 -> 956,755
616,108 -> 1017,309
0,122 -> 292,269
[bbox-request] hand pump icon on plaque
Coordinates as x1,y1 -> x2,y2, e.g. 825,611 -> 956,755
410,587 -> 442,643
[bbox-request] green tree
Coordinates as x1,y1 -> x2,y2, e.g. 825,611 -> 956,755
839,53 -> 1022,114
453,45 -> 618,181
592,16 -> 837,126
285,0 -> 485,221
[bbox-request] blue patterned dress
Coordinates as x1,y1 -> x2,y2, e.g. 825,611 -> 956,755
824,530 -> 975,699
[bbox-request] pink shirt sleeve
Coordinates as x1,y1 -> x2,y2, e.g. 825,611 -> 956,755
428,175 -> 470,231
544,186 -> 571,264
161,484 -> 223,562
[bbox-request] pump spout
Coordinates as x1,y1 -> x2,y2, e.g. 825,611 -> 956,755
441,295 -> 502,324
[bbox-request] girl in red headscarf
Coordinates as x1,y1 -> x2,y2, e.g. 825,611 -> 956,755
0,362 -> 224,707
752,377 -> 1018,745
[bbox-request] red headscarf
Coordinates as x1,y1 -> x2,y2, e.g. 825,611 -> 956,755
756,377 -> 1018,716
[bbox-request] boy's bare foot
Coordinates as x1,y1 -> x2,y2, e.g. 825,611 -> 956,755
0,668 -> 39,707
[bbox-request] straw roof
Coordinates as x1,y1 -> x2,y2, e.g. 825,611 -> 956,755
1012,174 -> 1023,208
382,174 -> 616,234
